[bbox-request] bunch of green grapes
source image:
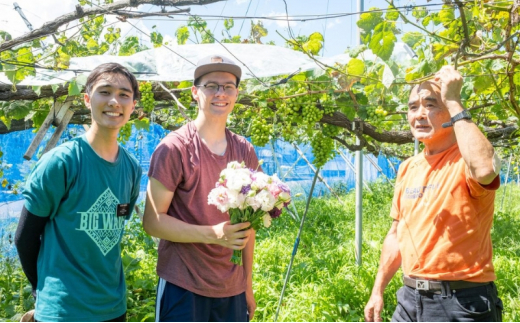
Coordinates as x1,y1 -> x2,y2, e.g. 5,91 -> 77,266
311,132 -> 335,168
273,100 -> 300,142
322,123 -> 341,138
242,106 -> 255,120
366,105 -> 388,126
283,83 -> 310,112
179,90 -> 192,107
276,100 -> 294,116
302,104 -> 323,126
285,97 -> 301,114
118,122 -> 132,144
139,82 -> 155,113
251,117 -> 271,147
280,118 -> 298,142
320,94 -> 336,116
285,85 -> 324,126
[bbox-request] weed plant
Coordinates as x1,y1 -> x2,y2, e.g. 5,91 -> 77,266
0,219 -> 34,321
0,181 -> 519,321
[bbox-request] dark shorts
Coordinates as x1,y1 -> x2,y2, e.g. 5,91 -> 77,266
392,282 -> 503,322
155,279 -> 248,322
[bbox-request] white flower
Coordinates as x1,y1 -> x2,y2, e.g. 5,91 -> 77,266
262,213 -> 272,228
255,189 -> 276,212
226,168 -> 252,192
228,190 -> 247,210
274,191 -> 291,209
251,172 -> 270,191
278,191 -> 291,203
246,195 -> 262,211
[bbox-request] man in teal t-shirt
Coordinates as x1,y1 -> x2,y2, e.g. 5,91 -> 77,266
15,63 -> 142,322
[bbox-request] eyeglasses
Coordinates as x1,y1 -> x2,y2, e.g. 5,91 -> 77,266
196,82 -> 238,95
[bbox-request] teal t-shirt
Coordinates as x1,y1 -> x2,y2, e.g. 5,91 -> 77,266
22,135 -> 142,322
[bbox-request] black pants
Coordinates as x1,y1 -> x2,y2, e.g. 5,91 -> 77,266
392,282 -> 503,322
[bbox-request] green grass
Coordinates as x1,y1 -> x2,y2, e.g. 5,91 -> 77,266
492,184 -> 520,322
1,181 -> 519,321
252,181 -> 398,322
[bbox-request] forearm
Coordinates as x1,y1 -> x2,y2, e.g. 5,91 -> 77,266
447,101 -> 497,184
143,179 -> 219,244
143,208 -> 217,244
14,207 -> 47,291
371,222 -> 402,296
243,231 -> 256,290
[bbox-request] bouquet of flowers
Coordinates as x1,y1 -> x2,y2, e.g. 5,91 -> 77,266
208,161 -> 291,265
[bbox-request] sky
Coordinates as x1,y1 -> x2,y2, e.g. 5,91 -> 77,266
0,0 -> 439,57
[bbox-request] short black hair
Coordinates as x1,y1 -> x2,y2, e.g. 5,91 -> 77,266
85,63 -> 140,100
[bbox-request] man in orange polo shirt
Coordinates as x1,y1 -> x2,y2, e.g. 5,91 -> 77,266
364,66 -> 503,322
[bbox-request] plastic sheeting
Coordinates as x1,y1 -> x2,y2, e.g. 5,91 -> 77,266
0,43 -> 413,85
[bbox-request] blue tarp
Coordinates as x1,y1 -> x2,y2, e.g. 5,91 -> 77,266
0,123 -> 400,258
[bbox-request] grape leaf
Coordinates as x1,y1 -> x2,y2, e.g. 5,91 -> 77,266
368,23 -> 396,61
68,80 -> 83,96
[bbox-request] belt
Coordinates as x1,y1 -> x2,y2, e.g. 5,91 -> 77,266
403,276 -> 490,292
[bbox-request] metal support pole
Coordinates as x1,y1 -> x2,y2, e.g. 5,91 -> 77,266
357,0 -> 364,44
354,0 -> 365,267
270,140 -> 280,177
274,168 -> 320,322
386,156 -> 397,175
501,154 -> 513,211
414,138 -> 420,156
13,2 -> 46,49
354,123 -> 363,266
13,2 -> 33,30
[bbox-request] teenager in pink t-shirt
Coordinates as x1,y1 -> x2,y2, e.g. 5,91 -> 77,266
143,55 -> 260,322
364,66 -> 503,322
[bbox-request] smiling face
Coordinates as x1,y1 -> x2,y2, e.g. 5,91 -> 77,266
192,71 -> 239,118
407,82 -> 454,147
84,73 -> 136,133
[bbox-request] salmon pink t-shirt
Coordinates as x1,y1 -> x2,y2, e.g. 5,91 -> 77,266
148,122 -> 260,297
391,144 -> 500,282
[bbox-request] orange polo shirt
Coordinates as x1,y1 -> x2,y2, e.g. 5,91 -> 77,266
390,144 -> 500,282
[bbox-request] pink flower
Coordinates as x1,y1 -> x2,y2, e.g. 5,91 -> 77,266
208,186 -> 230,212
268,183 -> 282,199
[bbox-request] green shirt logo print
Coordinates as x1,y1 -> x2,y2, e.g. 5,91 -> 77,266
76,188 -> 126,256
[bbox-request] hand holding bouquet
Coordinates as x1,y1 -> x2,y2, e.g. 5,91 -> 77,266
208,161 -> 291,265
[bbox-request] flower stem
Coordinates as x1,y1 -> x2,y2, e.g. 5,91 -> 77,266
231,250 -> 243,265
